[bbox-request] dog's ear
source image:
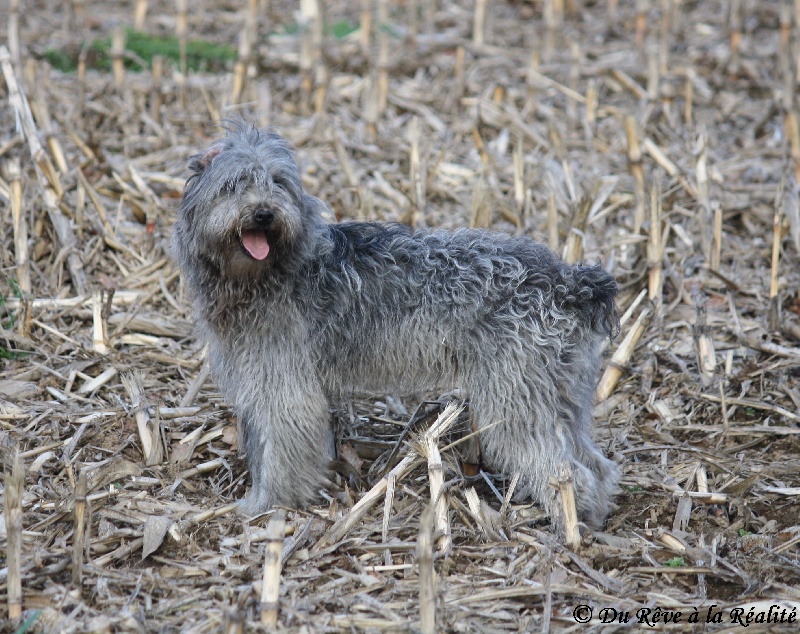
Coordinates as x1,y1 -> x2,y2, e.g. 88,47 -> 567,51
303,194 -> 334,221
189,142 -> 224,174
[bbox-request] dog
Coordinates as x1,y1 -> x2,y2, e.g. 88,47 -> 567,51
172,121 -> 620,529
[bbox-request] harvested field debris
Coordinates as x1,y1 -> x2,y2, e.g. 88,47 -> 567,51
2,0 -> 800,631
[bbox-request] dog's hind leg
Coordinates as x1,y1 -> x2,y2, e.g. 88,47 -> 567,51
557,337 -> 619,528
465,344 -> 614,530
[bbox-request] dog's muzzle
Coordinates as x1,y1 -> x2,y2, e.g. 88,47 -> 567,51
240,208 -> 275,261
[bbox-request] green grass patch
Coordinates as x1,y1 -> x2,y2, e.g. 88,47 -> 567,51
0,280 -> 29,359
44,20 -> 361,74
1,280 -> 20,330
0,346 -> 30,360
277,19 -> 359,39
43,28 -> 236,74
42,48 -> 78,73
14,611 -> 42,634
330,20 -> 359,39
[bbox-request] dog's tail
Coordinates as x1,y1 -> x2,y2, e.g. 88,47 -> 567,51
557,264 -> 619,338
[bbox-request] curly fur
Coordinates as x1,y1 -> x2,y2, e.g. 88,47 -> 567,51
173,121 -> 620,529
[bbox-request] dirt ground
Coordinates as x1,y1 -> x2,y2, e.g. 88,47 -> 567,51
2,0 -> 800,632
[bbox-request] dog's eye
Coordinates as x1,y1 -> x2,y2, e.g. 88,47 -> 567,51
222,174 -> 248,192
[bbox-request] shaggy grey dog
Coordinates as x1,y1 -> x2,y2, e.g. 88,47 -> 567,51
173,121 -> 619,529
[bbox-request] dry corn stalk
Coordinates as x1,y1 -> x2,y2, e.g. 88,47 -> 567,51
711,205 -> 722,272
260,510 -> 286,626
526,50 -> 540,99
693,291 -> 716,385
317,402 -> 463,549
513,135 -> 525,216
359,0 -> 372,54
1,45 -> 87,294
646,42 -> 659,99
463,487 -> 504,541
418,503 -> 436,634
786,112 -> 800,184
1,50 -> 61,197
7,0 -> 20,66
376,0 -> 389,112
382,473 -> 396,566
647,181 -> 663,301
548,193 -> 559,251
419,429 -> 450,553
565,177 -> 616,264
8,158 -> 30,294
567,42 -> 580,119
728,0 -> 742,63
768,207 -> 783,331
473,0 -> 487,46
470,176 -> 491,229
29,74 -> 69,174
564,195 -> 591,264
596,301 -> 655,401
122,371 -> 163,465
695,133 -> 712,261
771,210 -> 782,300
696,463 -> 709,493
151,55 -> 163,123
673,494 -> 692,532
659,0 -> 671,73
408,116 -> 426,227
77,366 -> 118,394
635,0 -> 648,51
451,46 -> 465,111
543,0 -> 563,60
684,67 -> 694,125
5,452 -> 24,619
134,0 -> 148,29
550,464 -> 579,549
179,361 -> 211,408
176,0 -> 188,109
298,0 -> 320,113
314,57 -> 327,116
584,79 -> 598,134
363,72 -> 380,140
72,469 -> 88,588
625,116 -> 646,234
642,138 -> 697,198
92,289 -> 110,354
231,27 -> 250,105
612,68 -> 647,100
111,26 -> 125,91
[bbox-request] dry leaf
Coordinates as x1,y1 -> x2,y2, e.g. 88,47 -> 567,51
142,515 -> 175,560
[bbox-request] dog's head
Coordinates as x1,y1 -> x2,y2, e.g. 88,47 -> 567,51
174,120 -> 327,279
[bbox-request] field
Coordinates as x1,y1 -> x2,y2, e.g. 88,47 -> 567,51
2,0 -> 800,631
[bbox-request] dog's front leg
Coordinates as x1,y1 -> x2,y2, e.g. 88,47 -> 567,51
211,338 -> 333,514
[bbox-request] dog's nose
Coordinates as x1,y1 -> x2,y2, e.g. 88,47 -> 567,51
255,208 -> 274,228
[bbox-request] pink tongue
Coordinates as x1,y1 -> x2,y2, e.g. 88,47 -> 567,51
241,231 -> 270,260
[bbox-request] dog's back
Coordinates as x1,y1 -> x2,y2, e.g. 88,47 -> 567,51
312,220 -> 617,340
